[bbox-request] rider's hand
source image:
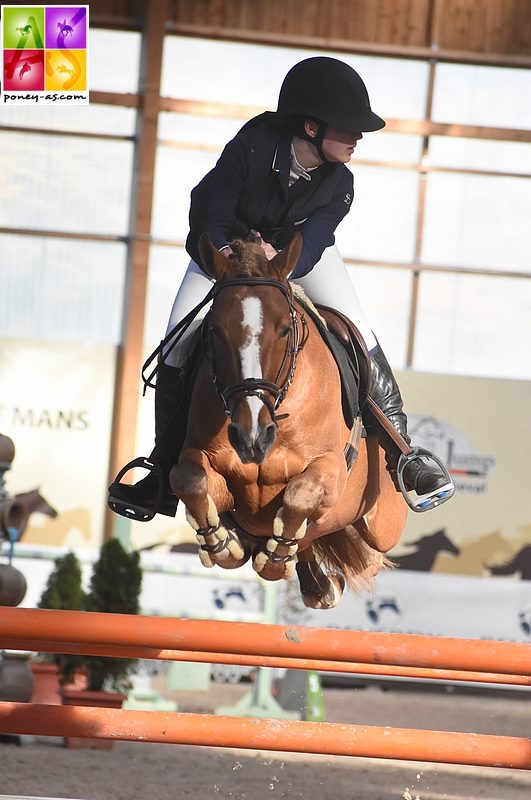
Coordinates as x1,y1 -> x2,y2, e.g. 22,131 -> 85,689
256,233 -> 279,261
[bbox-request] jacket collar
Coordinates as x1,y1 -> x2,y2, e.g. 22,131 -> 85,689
271,130 -> 292,199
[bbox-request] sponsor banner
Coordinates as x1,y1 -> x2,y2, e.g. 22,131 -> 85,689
13,548 -> 264,621
280,569 -> 531,644
0,339 -> 115,549
1,5 -> 89,106
394,371 -> 531,583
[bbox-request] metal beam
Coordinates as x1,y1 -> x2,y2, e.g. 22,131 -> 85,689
166,23 -> 531,69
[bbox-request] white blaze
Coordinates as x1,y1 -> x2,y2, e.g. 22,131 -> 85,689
240,297 -> 263,438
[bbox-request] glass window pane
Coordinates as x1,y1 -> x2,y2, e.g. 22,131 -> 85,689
152,146 -> 219,241
0,131 -> 134,235
336,166 -> 419,263
162,36 -> 429,120
158,112 -> 243,148
346,265 -> 412,367
0,235 -> 126,345
90,29 -> 141,93
357,131 -> 423,164
429,136 -> 531,175
144,245 -> 190,350
432,63 -> 531,130
414,273 -> 531,380
0,103 -> 136,136
422,173 -> 531,271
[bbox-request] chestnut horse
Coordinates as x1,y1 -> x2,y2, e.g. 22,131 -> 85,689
170,233 -> 407,608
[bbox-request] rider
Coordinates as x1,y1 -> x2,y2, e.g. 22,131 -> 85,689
109,56 -> 454,520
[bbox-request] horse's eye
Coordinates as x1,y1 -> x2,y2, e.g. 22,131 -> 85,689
280,324 -> 291,338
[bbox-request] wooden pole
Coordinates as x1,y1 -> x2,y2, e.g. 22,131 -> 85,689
1,703 -> 530,769
1,608 -> 530,676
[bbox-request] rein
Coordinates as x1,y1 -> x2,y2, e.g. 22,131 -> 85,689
205,276 -> 308,423
141,275 -> 308,424
141,287 -> 216,393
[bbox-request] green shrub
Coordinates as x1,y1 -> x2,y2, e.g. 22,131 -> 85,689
37,552 -> 85,682
38,540 -> 143,693
82,538 -> 142,692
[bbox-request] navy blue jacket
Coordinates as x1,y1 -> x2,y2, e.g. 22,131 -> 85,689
186,113 -> 354,279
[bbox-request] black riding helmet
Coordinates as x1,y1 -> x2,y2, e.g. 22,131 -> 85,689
277,56 -> 386,134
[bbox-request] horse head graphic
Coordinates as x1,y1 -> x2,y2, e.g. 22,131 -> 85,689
366,595 -> 401,624
392,529 -> 460,572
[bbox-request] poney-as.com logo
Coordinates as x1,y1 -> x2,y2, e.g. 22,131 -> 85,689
1,5 -> 88,106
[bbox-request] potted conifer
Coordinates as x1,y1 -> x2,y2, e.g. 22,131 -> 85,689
31,552 -> 86,704
61,538 -> 142,749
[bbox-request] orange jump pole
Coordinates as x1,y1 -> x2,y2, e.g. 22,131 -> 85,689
1,607 -> 530,676
3,637 -> 529,688
1,703 -> 530,770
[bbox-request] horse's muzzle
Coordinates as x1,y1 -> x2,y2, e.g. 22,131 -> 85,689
228,421 -> 277,465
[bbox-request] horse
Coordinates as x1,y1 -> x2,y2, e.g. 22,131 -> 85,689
0,488 -> 57,540
391,528 -> 460,572
486,546 -> 531,581
168,233 -> 408,609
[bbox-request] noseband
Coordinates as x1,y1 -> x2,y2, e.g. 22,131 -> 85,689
204,277 -> 307,423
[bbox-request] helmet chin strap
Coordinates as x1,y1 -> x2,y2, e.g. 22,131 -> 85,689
297,118 -> 329,164
312,122 -> 328,162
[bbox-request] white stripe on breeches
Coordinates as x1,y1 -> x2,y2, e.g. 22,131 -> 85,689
162,245 -> 376,368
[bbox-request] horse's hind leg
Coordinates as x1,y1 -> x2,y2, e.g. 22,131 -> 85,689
296,547 -> 345,610
170,455 -> 252,570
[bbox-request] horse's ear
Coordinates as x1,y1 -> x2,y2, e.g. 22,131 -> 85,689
198,233 -> 231,281
269,232 -> 303,280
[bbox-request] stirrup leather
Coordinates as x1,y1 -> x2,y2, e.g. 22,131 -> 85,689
108,456 -> 164,522
397,447 -> 455,513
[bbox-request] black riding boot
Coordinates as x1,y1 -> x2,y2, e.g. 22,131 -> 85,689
367,344 -> 453,500
108,363 -> 186,521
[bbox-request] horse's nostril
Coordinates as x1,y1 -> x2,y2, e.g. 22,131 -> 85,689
228,423 -> 251,452
263,423 -> 277,447
227,423 -> 241,449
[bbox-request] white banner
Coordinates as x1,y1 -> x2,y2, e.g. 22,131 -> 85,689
0,339 -> 115,550
281,569 -> 531,644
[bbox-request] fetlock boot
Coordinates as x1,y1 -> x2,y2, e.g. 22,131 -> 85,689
366,344 -> 454,504
108,363 -> 187,521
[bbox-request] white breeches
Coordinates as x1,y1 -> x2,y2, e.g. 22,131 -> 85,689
163,245 -> 376,368
296,245 -> 376,350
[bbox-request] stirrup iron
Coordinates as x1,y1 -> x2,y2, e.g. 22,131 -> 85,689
108,456 -> 164,522
397,447 -> 455,513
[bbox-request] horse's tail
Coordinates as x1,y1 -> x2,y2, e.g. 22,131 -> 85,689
312,524 -> 395,594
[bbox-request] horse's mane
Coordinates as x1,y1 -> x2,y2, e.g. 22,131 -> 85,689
229,239 -> 268,277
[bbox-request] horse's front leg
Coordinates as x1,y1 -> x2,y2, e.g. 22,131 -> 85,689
253,455 -> 341,581
170,450 -> 252,570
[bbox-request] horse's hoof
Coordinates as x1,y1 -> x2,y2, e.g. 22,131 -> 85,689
186,496 -> 250,569
252,546 -> 297,581
301,573 -> 345,609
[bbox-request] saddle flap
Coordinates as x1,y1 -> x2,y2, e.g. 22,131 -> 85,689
292,299 -> 364,429
316,305 -> 372,406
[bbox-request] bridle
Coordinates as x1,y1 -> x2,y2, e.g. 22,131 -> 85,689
204,276 -> 308,424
